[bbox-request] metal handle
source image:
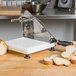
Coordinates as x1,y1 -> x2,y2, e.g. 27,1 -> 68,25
11,17 -> 34,23
11,17 -> 21,22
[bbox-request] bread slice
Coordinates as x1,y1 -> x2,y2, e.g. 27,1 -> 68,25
66,45 -> 76,53
61,46 -> 76,60
53,57 -> 71,66
61,52 -> 73,60
43,57 -> 53,65
70,56 -> 76,64
50,54 -> 60,59
0,40 -> 7,55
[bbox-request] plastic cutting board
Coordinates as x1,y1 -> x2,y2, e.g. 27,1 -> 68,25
6,37 -> 55,55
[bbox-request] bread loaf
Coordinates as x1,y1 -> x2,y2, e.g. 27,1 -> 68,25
54,43 -> 66,51
54,42 -> 76,52
0,40 -> 7,55
53,57 -> 71,66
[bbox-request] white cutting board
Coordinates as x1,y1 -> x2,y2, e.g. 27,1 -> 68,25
6,37 -> 55,55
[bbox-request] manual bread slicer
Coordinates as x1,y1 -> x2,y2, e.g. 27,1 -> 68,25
6,11 -> 73,59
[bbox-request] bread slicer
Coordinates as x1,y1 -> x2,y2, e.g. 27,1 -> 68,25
6,10 -> 73,59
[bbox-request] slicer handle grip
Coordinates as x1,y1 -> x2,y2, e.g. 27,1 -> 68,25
57,40 -> 73,46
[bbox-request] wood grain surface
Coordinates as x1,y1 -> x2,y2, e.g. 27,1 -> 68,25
0,50 -> 76,76
0,6 -> 21,16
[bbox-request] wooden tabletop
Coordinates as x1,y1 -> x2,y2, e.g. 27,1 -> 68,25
0,6 -> 21,16
0,50 -> 76,76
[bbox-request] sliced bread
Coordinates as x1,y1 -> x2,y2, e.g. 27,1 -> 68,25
43,57 -> 53,65
43,54 -> 60,65
53,57 -> 71,66
66,45 -> 76,53
61,46 -> 76,60
0,40 -> 7,55
61,52 -> 73,60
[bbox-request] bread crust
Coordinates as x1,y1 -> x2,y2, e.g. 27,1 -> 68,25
0,40 -> 7,55
63,63 -> 71,67
43,60 -> 53,65
71,60 -> 76,64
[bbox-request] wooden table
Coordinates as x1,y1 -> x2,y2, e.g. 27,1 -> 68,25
0,50 -> 76,76
0,6 -> 21,16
